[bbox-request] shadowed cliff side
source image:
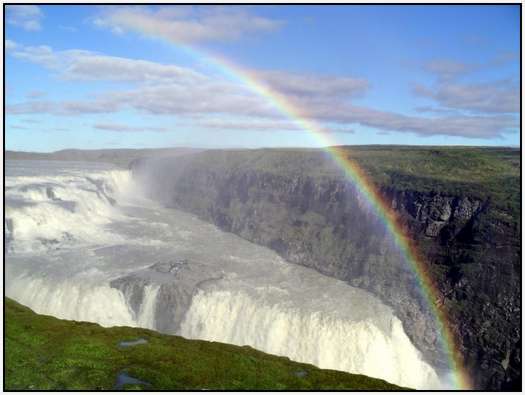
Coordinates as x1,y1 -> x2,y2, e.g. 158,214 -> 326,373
130,146 -> 520,390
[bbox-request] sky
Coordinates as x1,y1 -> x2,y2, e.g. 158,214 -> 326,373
4,4 -> 521,152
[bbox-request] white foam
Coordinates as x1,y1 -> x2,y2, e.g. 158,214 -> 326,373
5,168 -> 136,252
5,273 -> 135,328
180,289 -> 441,389
137,284 -> 160,329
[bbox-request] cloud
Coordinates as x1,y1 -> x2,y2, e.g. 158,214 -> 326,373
8,42 -> 366,105
9,43 -> 204,83
93,123 -> 168,132
6,99 -> 120,115
413,106 -> 460,115
92,6 -> 284,43
63,53 -> 204,83
423,60 -> 475,82
295,99 -> 518,139
7,101 -> 55,114
489,51 -> 519,67
416,57 -> 520,114
26,90 -> 46,99
197,117 -> 355,134
462,34 -> 488,47
7,87 -> 517,139
255,70 -> 369,99
198,119 -> 303,132
414,79 -> 519,114
119,83 -> 278,118
6,5 -> 43,31
6,42 -> 519,140
5,39 -> 17,51
63,99 -> 122,114
10,44 -> 58,68
424,54 -> 518,82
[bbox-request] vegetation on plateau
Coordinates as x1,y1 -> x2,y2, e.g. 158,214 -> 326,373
5,298 -> 405,391
176,145 -> 519,222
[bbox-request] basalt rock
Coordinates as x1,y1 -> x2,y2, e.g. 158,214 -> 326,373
110,260 -> 195,333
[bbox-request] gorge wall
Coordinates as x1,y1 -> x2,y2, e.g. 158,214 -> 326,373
130,147 -> 520,390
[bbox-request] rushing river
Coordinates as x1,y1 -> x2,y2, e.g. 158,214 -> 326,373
5,159 -> 447,389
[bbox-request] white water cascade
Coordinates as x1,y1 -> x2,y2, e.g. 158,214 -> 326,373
137,285 -> 161,329
5,159 -> 448,389
179,288 -> 441,389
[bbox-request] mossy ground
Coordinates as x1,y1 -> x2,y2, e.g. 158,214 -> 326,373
5,298 -> 406,390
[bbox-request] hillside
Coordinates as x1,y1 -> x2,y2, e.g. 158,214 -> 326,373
4,298 -> 404,390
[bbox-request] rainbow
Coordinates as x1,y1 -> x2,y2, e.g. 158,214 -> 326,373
170,43 -> 473,389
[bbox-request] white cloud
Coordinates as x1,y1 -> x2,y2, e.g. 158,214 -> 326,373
198,118 -> 355,134
93,123 -> 168,132
5,39 -> 17,51
414,80 -> 519,114
26,90 -> 46,99
305,102 -> 518,138
417,59 -> 519,114
255,70 -> 369,99
9,43 -> 205,83
424,59 -> 474,82
62,53 -> 205,83
11,44 -> 58,68
198,118 -> 303,132
109,82 -> 279,119
92,6 -> 284,44
6,42 -> 520,139
7,87 -> 517,139
6,5 -> 43,31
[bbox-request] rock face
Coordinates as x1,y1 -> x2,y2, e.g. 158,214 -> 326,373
130,149 -> 520,390
110,260 -> 224,333
384,188 -> 520,390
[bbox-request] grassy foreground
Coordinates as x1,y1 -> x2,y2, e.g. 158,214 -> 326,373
5,298 -> 405,390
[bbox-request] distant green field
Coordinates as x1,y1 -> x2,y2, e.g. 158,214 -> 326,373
5,298 -> 405,390
342,146 -> 518,196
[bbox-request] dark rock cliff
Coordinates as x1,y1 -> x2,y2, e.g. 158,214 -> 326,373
130,148 -> 520,390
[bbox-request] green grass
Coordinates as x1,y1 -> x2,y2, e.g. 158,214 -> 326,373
5,298 -> 406,390
343,146 -> 518,197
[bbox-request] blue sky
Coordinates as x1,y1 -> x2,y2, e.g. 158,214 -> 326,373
5,4 -> 520,152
